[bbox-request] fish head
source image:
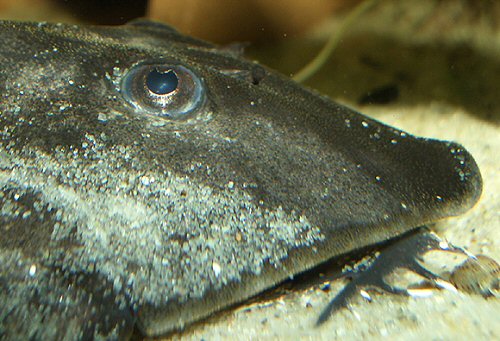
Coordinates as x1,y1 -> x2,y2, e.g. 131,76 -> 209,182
0,20 -> 482,337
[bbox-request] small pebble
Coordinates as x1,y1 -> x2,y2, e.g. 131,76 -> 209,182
449,255 -> 499,297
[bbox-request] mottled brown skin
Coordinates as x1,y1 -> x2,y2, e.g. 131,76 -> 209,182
0,20 -> 482,338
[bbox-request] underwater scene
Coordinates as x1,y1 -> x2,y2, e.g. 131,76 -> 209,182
0,0 -> 498,340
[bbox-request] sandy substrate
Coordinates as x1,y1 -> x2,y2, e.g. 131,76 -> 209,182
0,1 -> 498,340
167,2 -> 500,340
165,98 -> 499,341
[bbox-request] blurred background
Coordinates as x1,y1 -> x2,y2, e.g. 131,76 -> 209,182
0,0 -> 352,41
0,1 -> 498,340
0,0 -> 498,123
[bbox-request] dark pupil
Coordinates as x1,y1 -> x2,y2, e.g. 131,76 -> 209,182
146,69 -> 179,95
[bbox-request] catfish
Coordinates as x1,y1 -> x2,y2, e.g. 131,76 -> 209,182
0,20 -> 482,339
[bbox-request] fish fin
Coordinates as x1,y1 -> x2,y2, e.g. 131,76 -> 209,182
125,18 -> 215,47
316,228 -> 448,326
125,18 -> 180,34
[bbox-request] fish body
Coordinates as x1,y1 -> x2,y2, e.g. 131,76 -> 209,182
0,20 -> 482,338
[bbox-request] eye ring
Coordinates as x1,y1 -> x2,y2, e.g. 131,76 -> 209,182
121,62 -> 205,119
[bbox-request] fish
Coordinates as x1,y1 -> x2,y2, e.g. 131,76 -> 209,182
0,19 -> 483,339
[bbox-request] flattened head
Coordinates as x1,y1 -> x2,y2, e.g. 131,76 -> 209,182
0,20 -> 482,337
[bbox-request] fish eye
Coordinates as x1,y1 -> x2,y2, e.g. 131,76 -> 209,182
121,63 -> 204,119
146,69 -> 179,95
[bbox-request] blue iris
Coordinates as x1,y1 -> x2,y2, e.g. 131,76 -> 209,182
146,69 -> 178,95
121,62 -> 204,119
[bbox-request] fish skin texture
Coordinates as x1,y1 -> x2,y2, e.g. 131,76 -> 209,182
0,20 -> 482,338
